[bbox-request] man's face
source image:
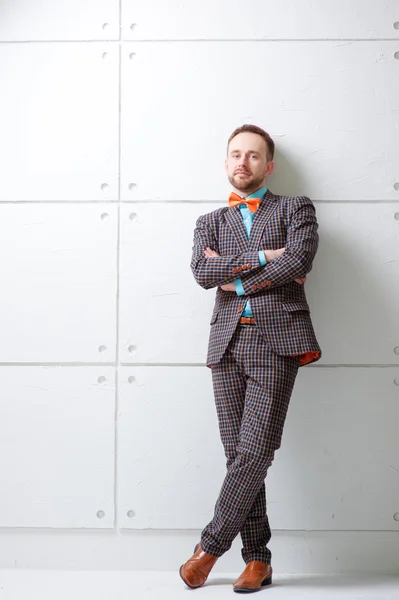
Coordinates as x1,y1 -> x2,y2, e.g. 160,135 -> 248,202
225,132 -> 274,196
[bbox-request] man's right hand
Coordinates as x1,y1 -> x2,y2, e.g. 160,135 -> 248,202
262,247 -> 307,285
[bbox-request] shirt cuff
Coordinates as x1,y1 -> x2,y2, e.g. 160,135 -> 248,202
258,250 -> 267,266
234,278 -> 245,296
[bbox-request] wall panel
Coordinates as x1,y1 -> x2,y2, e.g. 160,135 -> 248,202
121,42 -> 399,202
0,367 -> 115,528
0,204 -> 118,362
0,1 -> 119,41
122,1 -> 399,41
118,366 -> 399,530
0,44 -> 119,201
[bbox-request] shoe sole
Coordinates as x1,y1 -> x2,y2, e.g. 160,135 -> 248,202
179,543 -> 202,589
233,575 -> 272,593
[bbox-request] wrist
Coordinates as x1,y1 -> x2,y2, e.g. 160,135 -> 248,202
234,278 -> 245,296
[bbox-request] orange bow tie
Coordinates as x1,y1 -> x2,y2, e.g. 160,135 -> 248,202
228,192 -> 260,214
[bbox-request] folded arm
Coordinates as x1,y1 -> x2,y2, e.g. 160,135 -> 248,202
190,215 -> 265,289
236,196 -> 319,295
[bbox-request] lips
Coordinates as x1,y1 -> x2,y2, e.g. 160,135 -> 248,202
236,171 -> 250,175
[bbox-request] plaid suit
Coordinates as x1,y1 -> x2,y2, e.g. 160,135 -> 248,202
190,189 -> 321,564
191,189 -> 321,366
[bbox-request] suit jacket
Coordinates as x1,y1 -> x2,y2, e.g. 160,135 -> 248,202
190,188 -> 322,367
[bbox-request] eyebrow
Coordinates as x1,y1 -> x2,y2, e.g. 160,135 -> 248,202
230,149 -> 260,155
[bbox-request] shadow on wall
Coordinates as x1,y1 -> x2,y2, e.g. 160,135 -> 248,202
267,226 -> 399,536
306,214 -> 396,365
264,147 -> 399,538
269,144 -> 396,365
267,146 -> 313,198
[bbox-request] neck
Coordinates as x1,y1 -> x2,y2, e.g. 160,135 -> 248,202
234,185 -> 267,198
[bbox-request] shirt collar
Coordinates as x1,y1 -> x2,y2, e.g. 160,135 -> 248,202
247,185 -> 267,200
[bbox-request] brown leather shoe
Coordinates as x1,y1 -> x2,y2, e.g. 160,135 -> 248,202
233,560 -> 273,593
179,542 -> 219,589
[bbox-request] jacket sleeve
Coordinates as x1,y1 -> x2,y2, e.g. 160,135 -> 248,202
238,196 -> 319,295
234,251 -> 267,295
190,214 -> 264,290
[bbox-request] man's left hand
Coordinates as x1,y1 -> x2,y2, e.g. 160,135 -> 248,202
220,282 -> 236,292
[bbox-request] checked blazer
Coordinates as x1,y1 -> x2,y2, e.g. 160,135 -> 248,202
190,188 -> 322,367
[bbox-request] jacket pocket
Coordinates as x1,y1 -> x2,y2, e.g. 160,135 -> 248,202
210,312 -> 219,325
282,301 -> 310,313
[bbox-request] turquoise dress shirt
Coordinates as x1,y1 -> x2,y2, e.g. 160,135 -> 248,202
233,186 -> 268,317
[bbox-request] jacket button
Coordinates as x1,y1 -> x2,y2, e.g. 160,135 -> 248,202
252,285 -> 257,291
266,280 -> 272,286
238,305 -> 243,312
248,263 -> 252,268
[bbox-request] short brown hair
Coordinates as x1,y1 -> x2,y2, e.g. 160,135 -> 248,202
227,124 -> 275,161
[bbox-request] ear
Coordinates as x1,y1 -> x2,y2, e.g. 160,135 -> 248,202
266,161 -> 274,176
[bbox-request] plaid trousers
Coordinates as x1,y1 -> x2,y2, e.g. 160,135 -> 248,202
200,323 -> 299,565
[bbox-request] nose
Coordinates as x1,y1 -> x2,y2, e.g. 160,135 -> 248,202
238,156 -> 249,169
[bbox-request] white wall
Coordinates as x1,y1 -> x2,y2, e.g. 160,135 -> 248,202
0,0 -> 398,573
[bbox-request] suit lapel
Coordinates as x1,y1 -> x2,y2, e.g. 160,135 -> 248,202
224,205 -> 250,253
248,189 -> 279,250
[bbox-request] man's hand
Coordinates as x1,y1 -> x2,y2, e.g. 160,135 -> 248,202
262,247 -> 307,285
204,248 -> 219,259
203,247 -> 307,289
220,282 -> 236,292
262,247 -> 286,262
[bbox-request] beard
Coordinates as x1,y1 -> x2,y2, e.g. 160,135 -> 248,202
228,171 -> 265,194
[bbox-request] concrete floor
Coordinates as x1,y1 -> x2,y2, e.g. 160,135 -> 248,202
0,570 -> 398,599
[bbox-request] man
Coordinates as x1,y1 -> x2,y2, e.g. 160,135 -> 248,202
180,124 -> 321,593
